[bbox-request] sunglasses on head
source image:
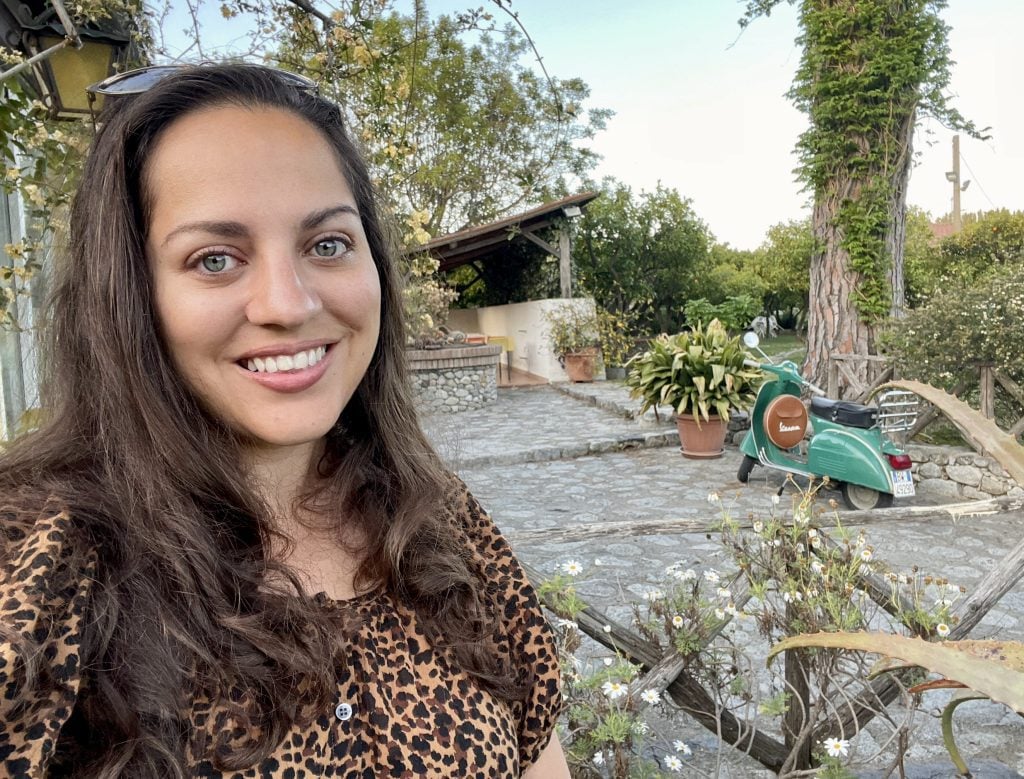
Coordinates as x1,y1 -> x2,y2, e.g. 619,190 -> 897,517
86,63 -> 318,98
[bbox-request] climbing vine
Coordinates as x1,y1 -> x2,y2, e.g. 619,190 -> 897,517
743,0 -> 982,323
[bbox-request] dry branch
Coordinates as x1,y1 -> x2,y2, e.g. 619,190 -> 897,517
510,496 -> 1022,544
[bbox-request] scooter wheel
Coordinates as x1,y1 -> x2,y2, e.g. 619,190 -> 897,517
737,455 -> 757,484
841,482 -> 894,511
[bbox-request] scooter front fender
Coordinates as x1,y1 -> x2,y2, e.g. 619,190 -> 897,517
807,428 -> 892,493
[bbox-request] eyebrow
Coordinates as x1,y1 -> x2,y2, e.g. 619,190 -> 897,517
160,204 -> 360,248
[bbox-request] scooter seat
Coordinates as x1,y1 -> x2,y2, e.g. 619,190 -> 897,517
810,397 -> 878,429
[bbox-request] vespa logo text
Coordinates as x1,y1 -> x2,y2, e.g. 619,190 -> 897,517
778,423 -> 802,433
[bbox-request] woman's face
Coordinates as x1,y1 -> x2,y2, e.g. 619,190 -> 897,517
146,105 -> 381,454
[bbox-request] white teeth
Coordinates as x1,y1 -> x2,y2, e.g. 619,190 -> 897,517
244,346 -> 328,373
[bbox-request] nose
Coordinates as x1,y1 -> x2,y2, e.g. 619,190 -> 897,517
244,254 -> 322,328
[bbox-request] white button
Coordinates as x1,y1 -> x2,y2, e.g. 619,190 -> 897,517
335,702 -> 353,721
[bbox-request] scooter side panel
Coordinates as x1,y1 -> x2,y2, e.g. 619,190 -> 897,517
806,426 -> 892,493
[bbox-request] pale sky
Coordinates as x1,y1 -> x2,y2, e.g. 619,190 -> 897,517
169,0 -> 1024,250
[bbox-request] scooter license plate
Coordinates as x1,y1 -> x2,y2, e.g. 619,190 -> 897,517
891,470 -> 915,497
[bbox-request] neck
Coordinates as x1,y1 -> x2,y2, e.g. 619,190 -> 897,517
245,440 -> 322,525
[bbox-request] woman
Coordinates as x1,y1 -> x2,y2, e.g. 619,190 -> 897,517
0,64 -> 568,778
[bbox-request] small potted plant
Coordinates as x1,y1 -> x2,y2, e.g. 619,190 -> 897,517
597,307 -> 638,381
625,319 -> 761,458
545,304 -> 601,382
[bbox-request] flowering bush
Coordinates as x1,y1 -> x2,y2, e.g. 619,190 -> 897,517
541,561 -> 697,777
881,263 -> 1024,428
543,486 -> 966,776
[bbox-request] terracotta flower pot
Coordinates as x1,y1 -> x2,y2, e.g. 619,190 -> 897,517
676,414 -> 728,459
562,349 -> 598,382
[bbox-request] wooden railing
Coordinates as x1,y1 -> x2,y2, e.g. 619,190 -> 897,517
826,355 -> 1024,441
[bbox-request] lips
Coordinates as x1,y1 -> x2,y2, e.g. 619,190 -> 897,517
236,342 -> 334,393
244,345 -> 327,374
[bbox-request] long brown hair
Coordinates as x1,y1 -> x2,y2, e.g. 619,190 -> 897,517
0,64 -> 517,776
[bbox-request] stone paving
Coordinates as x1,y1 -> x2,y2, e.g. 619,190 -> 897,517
424,383 -> 1024,777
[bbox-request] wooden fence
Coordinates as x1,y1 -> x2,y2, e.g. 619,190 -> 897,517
827,356 -> 1024,441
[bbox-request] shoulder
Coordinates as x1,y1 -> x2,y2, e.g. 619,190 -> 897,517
0,507 -> 95,659
0,508 -> 95,776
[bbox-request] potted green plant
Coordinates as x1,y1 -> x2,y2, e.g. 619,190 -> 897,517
597,308 -> 638,381
625,319 -> 762,458
545,305 -> 600,382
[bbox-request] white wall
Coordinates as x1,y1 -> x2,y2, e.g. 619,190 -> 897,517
448,297 -> 605,382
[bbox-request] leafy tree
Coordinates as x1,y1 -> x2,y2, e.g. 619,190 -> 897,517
576,180 -> 711,333
742,0 -> 983,389
902,205 -> 943,306
904,209 -> 1024,307
271,1 -> 610,235
695,244 -> 768,307
751,218 -> 814,322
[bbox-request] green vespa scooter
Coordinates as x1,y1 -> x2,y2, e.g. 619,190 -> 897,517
737,332 -> 918,510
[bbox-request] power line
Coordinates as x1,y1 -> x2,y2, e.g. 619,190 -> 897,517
959,152 -> 997,210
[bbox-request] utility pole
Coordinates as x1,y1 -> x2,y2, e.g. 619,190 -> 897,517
951,134 -> 962,232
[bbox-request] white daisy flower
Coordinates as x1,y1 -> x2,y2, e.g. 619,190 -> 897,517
673,740 -> 692,755
811,560 -> 825,575
860,548 -> 873,562
561,560 -> 583,576
603,624 -> 612,633
603,657 -> 613,666
673,567 -> 698,582
592,751 -> 605,766
752,519 -> 764,533
714,607 -> 725,620
717,587 -> 732,599
771,494 -> 781,506
643,589 -> 665,601
936,622 -> 951,637
823,736 -> 849,757
672,615 -> 684,628
665,754 -> 683,772
640,689 -> 661,704
601,680 -> 627,700
702,569 -> 720,584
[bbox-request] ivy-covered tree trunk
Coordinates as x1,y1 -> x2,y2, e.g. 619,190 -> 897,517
742,0 -> 980,392
806,188 -> 873,390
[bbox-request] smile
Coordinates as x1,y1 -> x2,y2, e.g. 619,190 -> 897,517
244,346 -> 327,373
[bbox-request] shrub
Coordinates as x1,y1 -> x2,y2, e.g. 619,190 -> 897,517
881,263 -> 1024,388
683,295 -> 761,332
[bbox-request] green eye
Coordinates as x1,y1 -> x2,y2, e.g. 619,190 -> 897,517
314,239 -> 342,257
201,254 -> 229,272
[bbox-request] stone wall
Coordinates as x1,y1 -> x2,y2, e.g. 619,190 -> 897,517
408,344 -> 501,414
907,443 -> 1023,500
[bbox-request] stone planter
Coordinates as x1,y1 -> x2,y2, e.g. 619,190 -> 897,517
407,344 -> 501,414
677,414 -> 728,459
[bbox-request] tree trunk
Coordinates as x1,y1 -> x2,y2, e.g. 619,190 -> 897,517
886,106 -> 916,320
805,185 -> 874,392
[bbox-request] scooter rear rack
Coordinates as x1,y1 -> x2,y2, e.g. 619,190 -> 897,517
876,389 -> 919,433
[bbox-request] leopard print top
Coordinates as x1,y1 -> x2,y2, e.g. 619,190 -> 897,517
0,485 -> 561,777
